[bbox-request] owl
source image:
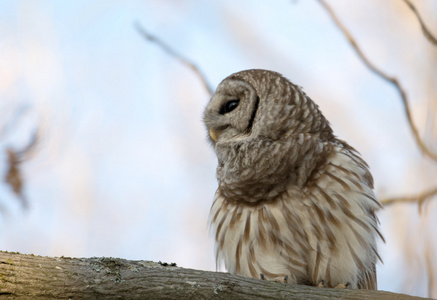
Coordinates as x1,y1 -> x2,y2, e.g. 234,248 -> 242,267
203,69 -> 384,289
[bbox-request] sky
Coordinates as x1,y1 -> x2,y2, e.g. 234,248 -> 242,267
0,0 -> 437,297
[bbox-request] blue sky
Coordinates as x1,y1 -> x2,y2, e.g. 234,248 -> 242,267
0,0 -> 436,297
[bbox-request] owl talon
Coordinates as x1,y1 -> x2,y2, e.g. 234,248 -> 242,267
273,275 -> 288,283
317,280 -> 326,288
260,273 -> 266,280
334,282 -> 351,289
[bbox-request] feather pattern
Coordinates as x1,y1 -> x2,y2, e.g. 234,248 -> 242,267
204,69 -> 383,289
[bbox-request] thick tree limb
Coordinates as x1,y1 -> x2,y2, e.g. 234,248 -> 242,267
0,251 -> 427,299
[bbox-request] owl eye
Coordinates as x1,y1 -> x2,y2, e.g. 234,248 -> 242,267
220,100 -> 240,114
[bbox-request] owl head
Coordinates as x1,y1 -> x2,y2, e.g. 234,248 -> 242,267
203,69 -> 332,147
203,69 -> 334,202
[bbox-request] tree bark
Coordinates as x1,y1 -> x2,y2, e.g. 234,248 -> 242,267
0,251 -> 428,299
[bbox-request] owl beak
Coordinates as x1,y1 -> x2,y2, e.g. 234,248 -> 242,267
209,128 -> 219,142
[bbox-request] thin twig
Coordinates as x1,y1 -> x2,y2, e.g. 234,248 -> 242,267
134,22 -> 213,96
403,0 -> 437,46
317,0 -> 437,162
380,186 -> 437,213
0,105 -> 30,138
4,129 -> 39,209
425,245 -> 435,298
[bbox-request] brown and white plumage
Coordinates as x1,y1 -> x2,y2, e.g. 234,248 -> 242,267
203,69 -> 384,289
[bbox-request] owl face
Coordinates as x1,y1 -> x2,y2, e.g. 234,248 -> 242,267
203,78 -> 259,146
203,69 -> 331,149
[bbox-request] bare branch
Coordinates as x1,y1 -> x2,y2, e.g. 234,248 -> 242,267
135,22 -> 213,96
4,129 -> 39,209
403,0 -> 437,46
425,245 -> 435,298
0,105 -> 31,139
380,186 -> 437,213
317,0 -> 437,162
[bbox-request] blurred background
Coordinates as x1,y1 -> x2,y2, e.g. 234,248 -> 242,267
1,0 -> 436,297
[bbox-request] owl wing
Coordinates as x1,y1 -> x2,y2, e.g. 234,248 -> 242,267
357,263 -> 377,290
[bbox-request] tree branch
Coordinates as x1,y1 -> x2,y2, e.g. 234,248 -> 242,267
425,245 -> 435,298
403,0 -> 437,46
380,186 -> 437,213
0,251 -> 426,299
135,22 -> 213,96
317,0 -> 437,162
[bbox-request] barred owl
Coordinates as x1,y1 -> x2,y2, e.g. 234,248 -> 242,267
203,69 -> 384,289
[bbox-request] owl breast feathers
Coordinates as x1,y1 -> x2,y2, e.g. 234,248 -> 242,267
203,69 -> 384,289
